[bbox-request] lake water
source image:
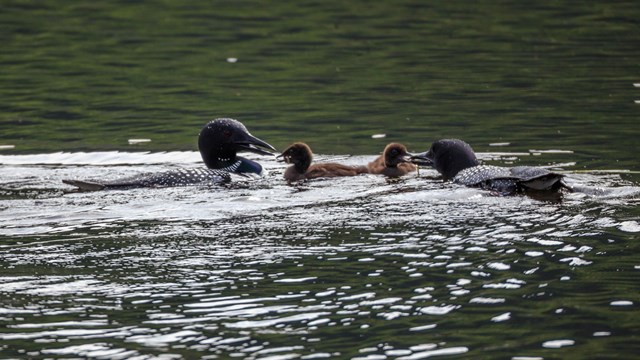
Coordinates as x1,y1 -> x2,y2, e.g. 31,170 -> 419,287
1,1 -> 639,359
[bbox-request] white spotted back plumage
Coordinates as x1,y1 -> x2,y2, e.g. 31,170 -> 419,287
102,168 -> 231,188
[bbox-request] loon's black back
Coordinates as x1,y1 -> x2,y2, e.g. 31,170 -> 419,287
63,168 -> 231,191
63,118 -> 275,191
454,164 -> 567,195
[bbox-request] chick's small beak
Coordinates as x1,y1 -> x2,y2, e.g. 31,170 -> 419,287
276,152 -> 288,163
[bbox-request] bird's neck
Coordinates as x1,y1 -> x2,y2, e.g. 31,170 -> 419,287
234,157 -> 264,175
294,156 -> 311,173
201,145 -> 237,169
441,154 -> 478,179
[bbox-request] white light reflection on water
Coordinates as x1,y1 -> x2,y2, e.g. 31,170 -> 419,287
0,152 -> 639,358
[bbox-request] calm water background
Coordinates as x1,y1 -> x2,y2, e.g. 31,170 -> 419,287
1,1 -> 639,359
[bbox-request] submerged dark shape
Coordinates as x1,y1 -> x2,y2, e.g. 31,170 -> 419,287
367,142 -> 417,177
277,142 -> 368,182
63,118 -> 276,191
410,139 -> 571,196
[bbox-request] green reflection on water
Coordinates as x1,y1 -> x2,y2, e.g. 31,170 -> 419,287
1,0 -> 639,171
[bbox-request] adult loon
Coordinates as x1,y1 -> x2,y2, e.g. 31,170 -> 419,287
277,142 -> 368,182
63,118 -> 276,191
410,139 -> 571,195
367,143 -> 417,177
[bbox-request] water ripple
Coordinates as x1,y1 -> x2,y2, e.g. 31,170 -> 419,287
1,153 -> 639,358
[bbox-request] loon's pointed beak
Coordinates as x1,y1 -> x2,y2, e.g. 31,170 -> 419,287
235,132 -> 277,156
400,152 -> 414,164
410,150 -> 434,167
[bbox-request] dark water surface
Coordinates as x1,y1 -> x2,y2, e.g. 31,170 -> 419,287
1,1 -> 640,359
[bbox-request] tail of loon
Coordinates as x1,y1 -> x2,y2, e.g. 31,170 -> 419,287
62,179 -> 106,191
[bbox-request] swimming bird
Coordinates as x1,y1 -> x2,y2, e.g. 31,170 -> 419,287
367,143 -> 417,177
277,142 -> 368,182
63,118 -> 276,191
410,139 -> 571,195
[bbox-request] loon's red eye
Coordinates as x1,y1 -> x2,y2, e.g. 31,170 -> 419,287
224,130 -> 232,137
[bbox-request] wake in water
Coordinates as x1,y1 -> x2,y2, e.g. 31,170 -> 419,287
0,151 -> 638,239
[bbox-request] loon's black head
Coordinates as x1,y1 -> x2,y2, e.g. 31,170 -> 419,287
383,143 -> 413,168
198,118 -> 276,169
277,142 -> 313,173
411,139 -> 479,180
